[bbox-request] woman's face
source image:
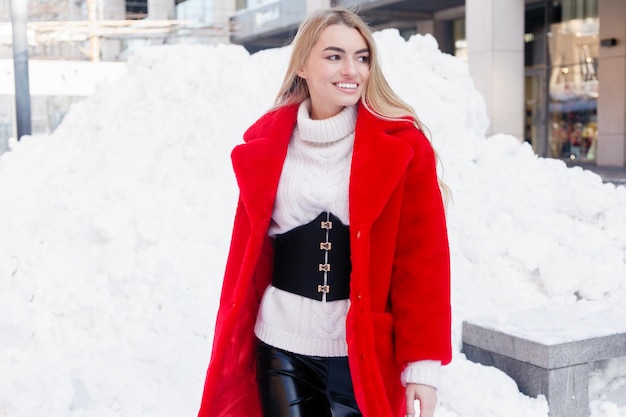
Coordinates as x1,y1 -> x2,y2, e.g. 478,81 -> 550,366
297,24 -> 370,120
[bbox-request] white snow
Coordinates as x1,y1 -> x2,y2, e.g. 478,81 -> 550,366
467,300 -> 626,345
0,29 -> 625,417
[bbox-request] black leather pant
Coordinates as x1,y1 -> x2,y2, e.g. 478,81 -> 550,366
256,341 -> 363,417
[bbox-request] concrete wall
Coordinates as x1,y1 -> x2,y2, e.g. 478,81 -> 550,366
467,0 -> 525,141
597,0 -> 626,166
149,0 -> 176,20
102,0 -> 126,19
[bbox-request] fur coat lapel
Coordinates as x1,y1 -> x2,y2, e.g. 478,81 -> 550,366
349,107 -> 413,229
231,105 -> 297,229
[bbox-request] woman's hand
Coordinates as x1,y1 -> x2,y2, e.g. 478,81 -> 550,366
405,383 -> 437,417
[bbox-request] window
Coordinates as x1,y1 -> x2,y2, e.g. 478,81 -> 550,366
126,0 -> 148,20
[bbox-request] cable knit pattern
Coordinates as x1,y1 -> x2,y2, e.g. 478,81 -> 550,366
255,101 -> 355,357
268,100 -> 356,236
401,360 -> 442,389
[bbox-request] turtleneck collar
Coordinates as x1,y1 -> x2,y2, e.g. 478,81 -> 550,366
296,100 -> 358,144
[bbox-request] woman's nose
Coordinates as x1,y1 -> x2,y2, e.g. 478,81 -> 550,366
341,60 -> 357,77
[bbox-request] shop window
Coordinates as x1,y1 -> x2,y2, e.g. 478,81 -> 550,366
525,3 -> 547,67
547,0 -> 598,162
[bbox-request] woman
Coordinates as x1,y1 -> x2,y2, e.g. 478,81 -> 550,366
198,6 -> 451,417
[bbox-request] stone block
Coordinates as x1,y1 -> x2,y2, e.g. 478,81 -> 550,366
462,302 -> 626,417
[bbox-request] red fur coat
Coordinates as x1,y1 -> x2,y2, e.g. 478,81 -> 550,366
198,103 -> 451,417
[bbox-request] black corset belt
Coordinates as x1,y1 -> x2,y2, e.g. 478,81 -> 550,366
272,212 -> 351,302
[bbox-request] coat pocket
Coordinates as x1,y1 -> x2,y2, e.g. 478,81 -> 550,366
371,312 -> 396,374
371,311 -> 404,413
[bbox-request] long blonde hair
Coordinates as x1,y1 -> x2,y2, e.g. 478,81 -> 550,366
275,7 -> 450,202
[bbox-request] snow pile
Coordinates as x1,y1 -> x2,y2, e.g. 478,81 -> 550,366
0,29 -> 624,417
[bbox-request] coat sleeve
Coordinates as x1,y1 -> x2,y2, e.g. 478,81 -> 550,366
390,127 -> 452,366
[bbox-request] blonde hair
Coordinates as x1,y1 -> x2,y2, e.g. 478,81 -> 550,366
275,7 -> 450,202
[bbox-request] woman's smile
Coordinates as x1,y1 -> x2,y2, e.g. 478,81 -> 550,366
335,82 -> 358,90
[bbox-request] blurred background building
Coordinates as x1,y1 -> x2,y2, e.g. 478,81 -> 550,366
0,0 -> 233,151
2,0 -> 625,169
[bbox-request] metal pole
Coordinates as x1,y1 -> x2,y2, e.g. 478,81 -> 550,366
10,0 -> 32,140
87,0 -> 101,62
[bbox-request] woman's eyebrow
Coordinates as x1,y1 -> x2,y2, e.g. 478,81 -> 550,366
322,46 -> 370,54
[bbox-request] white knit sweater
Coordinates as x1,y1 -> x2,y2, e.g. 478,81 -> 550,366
255,100 -> 354,357
254,100 -> 441,389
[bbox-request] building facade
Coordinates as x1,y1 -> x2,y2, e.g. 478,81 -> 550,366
2,0 -> 624,167
229,0 -> 625,168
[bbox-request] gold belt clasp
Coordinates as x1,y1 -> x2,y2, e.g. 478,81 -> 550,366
317,284 -> 330,294
319,263 -> 331,272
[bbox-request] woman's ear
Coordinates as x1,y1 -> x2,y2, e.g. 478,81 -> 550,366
296,68 -> 307,79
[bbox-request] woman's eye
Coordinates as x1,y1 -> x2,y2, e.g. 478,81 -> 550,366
326,55 -> 340,61
357,55 -> 370,63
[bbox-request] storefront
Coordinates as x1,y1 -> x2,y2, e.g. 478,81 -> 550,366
228,0 -> 625,167
524,0 -> 599,162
